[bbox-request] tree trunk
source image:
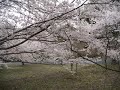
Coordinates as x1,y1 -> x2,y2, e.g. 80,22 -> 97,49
22,62 -> 24,65
70,62 -> 73,71
75,63 -> 78,73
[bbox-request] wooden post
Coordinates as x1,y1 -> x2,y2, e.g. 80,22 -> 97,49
75,62 -> 78,73
22,62 -> 24,65
118,60 -> 120,70
70,61 -> 73,71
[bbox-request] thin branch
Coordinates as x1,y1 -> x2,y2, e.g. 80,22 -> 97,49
65,30 -> 120,73
71,49 -> 120,72
7,37 -> 59,43
71,0 -> 76,3
0,24 -> 51,50
0,51 -> 36,56
0,0 -> 87,43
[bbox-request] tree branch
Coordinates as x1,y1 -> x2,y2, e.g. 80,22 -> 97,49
65,30 -> 120,73
0,0 -> 87,44
0,24 -> 51,50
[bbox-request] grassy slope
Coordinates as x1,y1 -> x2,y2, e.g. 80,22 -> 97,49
0,64 -> 120,90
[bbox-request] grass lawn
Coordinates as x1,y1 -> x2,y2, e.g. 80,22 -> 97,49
0,64 -> 120,90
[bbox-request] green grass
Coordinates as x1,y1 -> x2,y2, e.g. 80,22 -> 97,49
0,64 -> 120,90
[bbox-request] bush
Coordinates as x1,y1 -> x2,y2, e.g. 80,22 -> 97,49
0,63 -> 8,69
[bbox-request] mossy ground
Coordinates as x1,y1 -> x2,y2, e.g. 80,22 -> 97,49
0,64 -> 120,90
